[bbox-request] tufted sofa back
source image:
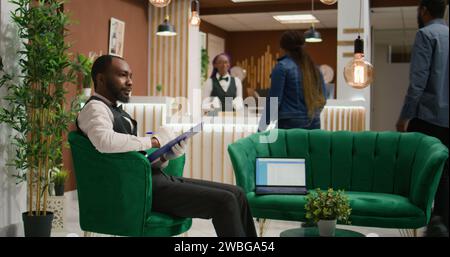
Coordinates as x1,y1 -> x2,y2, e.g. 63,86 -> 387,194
228,129 -> 448,211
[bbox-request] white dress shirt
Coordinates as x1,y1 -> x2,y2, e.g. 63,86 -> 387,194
202,73 -> 244,111
77,93 -> 153,153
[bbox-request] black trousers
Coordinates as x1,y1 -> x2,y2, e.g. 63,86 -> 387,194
408,118 -> 449,229
151,170 -> 257,237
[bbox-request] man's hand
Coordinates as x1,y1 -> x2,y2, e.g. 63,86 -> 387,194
396,118 -> 409,132
163,140 -> 187,161
151,139 -> 188,170
153,126 -> 176,148
151,137 -> 160,148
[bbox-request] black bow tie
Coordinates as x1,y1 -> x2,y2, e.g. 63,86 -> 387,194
219,76 -> 229,82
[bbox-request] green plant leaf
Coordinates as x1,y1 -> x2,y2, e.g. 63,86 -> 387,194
0,0 -> 78,214
304,188 -> 352,224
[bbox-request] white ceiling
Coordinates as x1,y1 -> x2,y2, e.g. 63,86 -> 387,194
202,6 -> 420,31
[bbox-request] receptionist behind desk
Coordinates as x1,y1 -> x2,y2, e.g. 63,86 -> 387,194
202,53 -> 244,113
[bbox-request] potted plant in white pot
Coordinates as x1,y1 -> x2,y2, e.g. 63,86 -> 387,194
0,0 -> 77,237
304,188 -> 352,237
74,53 -> 94,98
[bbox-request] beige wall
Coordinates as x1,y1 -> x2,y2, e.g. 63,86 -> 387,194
65,0 -> 149,95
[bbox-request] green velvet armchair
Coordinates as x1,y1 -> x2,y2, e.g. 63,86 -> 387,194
69,131 -> 192,237
228,129 -> 448,230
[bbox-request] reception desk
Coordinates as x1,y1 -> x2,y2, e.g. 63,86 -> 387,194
123,97 -> 366,184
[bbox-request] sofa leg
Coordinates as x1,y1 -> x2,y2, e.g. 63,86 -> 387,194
183,231 -> 189,237
83,231 -> 92,237
258,218 -> 267,237
399,229 -> 417,237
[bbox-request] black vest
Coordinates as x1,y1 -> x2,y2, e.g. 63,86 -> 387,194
76,96 -> 137,136
210,77 -> 237,112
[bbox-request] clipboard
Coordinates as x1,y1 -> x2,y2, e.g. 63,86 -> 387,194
147,122 -> 203,162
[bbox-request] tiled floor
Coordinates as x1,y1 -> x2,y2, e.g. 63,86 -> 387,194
52,191 -> 423,237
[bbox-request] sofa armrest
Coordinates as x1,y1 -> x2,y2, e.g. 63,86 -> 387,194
409,138 -> 448,222
69,132 -> 152,236
164,155 -> 186,177
144,148 -> 186,177
228,139 -> 257,193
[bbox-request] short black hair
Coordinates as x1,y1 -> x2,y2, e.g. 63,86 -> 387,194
420,0 -> 447,18
91,55 -> 123,89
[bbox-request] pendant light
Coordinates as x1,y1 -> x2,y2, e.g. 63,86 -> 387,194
304,25 -> 322,43
156,16 -> 177,36
320,0 -> 337,5
343,1 -> 374,89
304,0 -> 322,43
190,0 -> 201,26
149,0 -> 171,8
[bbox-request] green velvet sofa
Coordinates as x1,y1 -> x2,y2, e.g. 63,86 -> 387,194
69,131 -> 192,237
228,129 -> 448,229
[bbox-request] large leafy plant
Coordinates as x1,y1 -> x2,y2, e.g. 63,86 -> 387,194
0,0 -> 77,216
305,188 -> 352,224
73,53 -> 93,89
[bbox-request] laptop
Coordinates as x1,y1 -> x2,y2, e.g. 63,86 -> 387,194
255,158 -> 308,195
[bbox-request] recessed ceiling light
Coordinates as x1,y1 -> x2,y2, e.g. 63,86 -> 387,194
273,14 -> 319,24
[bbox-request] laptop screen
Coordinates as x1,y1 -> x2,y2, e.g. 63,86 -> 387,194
256,158 -> 306,187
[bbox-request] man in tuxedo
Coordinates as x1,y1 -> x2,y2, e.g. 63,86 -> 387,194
76,55 -> 257,237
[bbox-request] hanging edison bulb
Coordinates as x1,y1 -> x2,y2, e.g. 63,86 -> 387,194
189,0 -> 201,26
320,0 -> 338,5
149,0 -> 171,8
343,36 -> 374,89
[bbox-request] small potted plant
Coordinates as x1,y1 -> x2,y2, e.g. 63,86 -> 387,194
304,188 -> 352,237
74,53 -> 94,98
52,170 -> 69,196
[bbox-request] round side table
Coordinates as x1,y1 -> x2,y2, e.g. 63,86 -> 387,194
280,227 -> 365,237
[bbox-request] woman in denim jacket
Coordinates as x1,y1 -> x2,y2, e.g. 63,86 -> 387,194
259,30 -> 326,131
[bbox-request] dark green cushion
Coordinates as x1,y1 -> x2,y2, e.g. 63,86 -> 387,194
247,191 -> 425,229
228,129 -> 448,229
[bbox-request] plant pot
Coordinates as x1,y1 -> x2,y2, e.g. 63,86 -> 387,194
318,219 -> 337,237
54,184 -> 65,196
22,211 -> 54,237
83,88 -> 92,97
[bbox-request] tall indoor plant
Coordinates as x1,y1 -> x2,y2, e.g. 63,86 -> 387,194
0,0 -> 76,237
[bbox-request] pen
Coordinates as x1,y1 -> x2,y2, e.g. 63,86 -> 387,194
146,131 -> 153,135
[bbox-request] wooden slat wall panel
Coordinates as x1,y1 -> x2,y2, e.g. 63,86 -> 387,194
320,106 -> 366,132
236,45 -> 279,91
149,0 -> 190,98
